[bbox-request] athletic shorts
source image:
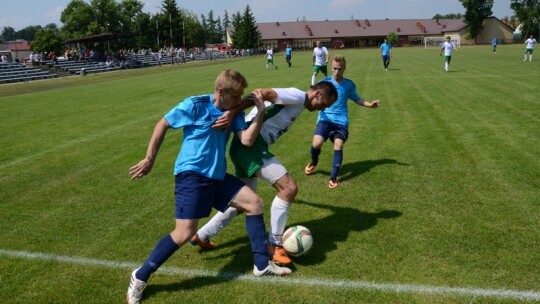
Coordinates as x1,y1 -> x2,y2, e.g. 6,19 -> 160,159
267,58 -> 274,64
526,48 -> 534,54
174,171 -> 245,219
241,156 -> 288,192
382,55 -> 390,61
314,120 -> 349,143
313,65 -> 327,75
286,55 -> 291,62
444,55 -> 452,63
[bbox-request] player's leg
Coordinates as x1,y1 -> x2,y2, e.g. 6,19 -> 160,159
306,122 -> 330,175
311,65 -> 320,85
229,182 -> 291,275
192,177 -> 258,249
257,158 -> 295,265
328,125 -> 349,188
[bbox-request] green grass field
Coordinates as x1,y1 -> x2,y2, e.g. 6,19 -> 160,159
1,44 -> 539,304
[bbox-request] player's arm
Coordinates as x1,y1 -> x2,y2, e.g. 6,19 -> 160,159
325,49 -> 330,64
355,97 -> 380,108
129,117 -> 171,179
235,89 -> 266,147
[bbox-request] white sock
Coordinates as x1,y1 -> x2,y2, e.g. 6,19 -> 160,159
311,75 -> 316,86
525,54 -> 527,60
269,196 -> 290,246
445,62 -> 448,70
530,55 -> 533,61
197,207 -> 238,240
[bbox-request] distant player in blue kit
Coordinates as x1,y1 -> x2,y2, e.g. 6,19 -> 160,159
285,44 -> 293,67
492,37 -> 498,53
380,38 -> 392,70
126,69 -> 291,304
305,55 -> 380,188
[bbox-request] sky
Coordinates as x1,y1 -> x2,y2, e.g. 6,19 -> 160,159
1,0 -> 514,31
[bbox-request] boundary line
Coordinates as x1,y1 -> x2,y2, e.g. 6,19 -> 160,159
1,249 -> 539,301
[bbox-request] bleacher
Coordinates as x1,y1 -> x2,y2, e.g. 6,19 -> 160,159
0,62 -> 58,84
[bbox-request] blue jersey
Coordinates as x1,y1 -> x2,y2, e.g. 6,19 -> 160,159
285,47 -> 292,56
381,43 -> 391,56
317,76 -> 360,127
164,94 -> 247,180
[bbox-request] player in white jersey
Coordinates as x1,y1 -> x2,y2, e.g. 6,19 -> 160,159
439,36 -> 457,72
191,81 -> 338,265
266,48 -> 277,69
312,40 -> 330,85
524,35 -> 537,61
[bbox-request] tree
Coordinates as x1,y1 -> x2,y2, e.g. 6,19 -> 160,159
511,0 -> 540,39
432,13 -> 463,19
1,26 -> 16,42
386,32 -> 399,46
459,0 -> 494,43
231,5 -> 261,49
32,28 -> 63,55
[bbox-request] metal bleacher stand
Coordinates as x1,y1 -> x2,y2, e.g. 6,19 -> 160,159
0,62 -> 58,84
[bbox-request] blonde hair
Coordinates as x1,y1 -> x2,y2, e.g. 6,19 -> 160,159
215,69 -> 248,93
332,55 -> 346,67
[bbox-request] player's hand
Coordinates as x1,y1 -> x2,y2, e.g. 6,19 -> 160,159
251,89 -> 266,110
213,110 -> 232,129
129,158 -> 153,179
370,100 -> 380,108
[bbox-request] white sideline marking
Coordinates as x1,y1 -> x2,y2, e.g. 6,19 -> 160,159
1,249 -> 539,301
0,114 -> 161,170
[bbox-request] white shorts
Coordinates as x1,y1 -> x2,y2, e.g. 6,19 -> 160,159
241,157 -> 287,192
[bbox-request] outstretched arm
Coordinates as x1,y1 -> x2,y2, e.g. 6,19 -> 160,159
129,117 -> 170,179
355,97 -> 380,108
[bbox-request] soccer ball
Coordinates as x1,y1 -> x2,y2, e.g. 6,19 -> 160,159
281,225 -> 313,257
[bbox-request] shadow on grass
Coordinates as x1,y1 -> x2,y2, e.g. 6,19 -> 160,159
309,158 -> 409,182
288,200 -> 402,266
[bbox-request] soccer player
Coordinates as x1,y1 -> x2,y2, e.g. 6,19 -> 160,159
380,38 -> 392,71
126,70 -> 291,304
285,44 -> 293,67
266,47 -> 277,70
492,37 -> 498,53
305,55 -> 380,189
439,36 -> 457,72
524,35 -> 537,61
191,81 -> 338,265
311,40 -> 329,85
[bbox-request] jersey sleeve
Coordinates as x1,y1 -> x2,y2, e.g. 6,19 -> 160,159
164,98 -> 195,129
272,88 -> 306,106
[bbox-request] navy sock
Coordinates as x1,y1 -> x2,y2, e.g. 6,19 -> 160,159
330,150 -> 343,181
246,214 -> 269,271
310,147 -> 321,166
136,234 -> 179,282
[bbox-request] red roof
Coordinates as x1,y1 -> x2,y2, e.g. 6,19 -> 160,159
256,19 -> 467,39
5,40 -> 31,51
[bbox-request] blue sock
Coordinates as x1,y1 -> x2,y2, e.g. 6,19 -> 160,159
330,150 -> 343,181
136,234 -> 179,282
310,147 -> 321,166
246,214 -> 269,271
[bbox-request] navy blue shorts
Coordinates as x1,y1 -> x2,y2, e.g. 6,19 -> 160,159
314,121 -> 349,143
174,171 -> 245,219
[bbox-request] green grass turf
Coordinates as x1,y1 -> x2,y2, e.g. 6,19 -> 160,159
0,44 -> 539,303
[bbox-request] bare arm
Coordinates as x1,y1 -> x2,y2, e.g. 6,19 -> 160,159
235,89 -> 266,147
355,97 -> 380,108
129,117 -> 171,179
212,90 -> 275,129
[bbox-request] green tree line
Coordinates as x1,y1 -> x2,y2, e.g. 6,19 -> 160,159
1,0 -> 261,55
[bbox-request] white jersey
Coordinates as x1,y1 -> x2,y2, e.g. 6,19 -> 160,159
244,88 -> 306,145
313,46 -> 328,66
442,41 -> 456,56
525,38 -> 537,49
266,49 -> 273,59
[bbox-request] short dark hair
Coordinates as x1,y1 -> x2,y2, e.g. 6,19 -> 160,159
312,81 -> 338,105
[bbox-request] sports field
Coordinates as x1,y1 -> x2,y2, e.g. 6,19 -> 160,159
1,44 -> 539,304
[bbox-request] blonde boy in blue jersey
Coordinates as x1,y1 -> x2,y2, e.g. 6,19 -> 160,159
305,55 -> 380,189
191,82 -> 338,265
126,69 -> 291,304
